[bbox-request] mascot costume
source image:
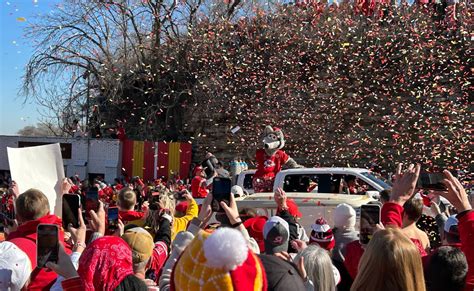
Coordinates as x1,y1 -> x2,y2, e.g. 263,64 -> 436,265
252,126 -> 301,193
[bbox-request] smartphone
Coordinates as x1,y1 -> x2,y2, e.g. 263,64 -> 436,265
86,191 -> 100,216
37,224 -> 59,268
107,207 -> 119,231
360,204 -> 381,245
417,172 -> 447,191
211,177 -> 232,212
62,194 -> 81,229
0,212 -> 14,227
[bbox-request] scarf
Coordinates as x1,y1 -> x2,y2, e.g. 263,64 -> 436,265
78,236 -> 134,291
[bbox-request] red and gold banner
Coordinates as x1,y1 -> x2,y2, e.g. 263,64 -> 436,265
122,140 -> 192,181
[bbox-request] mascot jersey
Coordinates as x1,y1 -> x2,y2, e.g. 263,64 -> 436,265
254,149 -> 289,179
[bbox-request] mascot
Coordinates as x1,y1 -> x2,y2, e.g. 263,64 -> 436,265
252,126 -> 301,193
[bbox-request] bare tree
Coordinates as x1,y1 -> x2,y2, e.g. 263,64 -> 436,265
17,123 -> 64,137
22,0 -> 252,139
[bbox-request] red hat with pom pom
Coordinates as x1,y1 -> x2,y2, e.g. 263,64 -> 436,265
309,217 -> 335,251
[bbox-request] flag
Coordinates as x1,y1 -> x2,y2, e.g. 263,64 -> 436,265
121,140 -> 192,181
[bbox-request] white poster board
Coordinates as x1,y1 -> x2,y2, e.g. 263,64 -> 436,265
7,143 -> 65,216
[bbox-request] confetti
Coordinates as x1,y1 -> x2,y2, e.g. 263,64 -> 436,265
19,0 -> 470,175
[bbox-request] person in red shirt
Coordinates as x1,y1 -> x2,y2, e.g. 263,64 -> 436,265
7,189 -> 72,290
191,166 -> 212,198
117,188 -> 145,225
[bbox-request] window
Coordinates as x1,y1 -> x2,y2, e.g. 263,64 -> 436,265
283,174 -> 343,193
243,174 -> 254,190
283,173 -> 374,194
360,172 -> 392,190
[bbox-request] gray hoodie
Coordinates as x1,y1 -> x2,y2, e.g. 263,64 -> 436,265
332,227 -> 359,263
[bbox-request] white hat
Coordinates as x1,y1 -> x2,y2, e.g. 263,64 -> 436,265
0,242 -> 32,291
231,185 -> 244,197
333,203 -> 356,229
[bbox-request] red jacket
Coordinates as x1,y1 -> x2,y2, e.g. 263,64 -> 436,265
458,210 -> 474,290
7,214 -> 71,291
147,241 -> 169,282
344,240 -> 365,279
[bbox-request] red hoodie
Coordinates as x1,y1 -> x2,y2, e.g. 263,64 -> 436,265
7,214 -> 71,291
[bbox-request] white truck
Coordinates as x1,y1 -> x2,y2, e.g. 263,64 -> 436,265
234,168 -> 391,229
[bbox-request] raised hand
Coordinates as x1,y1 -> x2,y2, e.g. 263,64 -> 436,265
89,201 -> 106,235
439,170 -> 471,212
390,163 -> 421,205
220,193 -> 241,225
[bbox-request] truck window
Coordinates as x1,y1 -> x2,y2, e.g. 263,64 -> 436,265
340,175 -> 375,194
243,174 -> 254,190
282,174 -> 374,194
283,174 -> 337,193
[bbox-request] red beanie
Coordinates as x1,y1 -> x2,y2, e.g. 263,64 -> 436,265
243,216 -> 268,253
309,217 -> 335,251
277,199 -> 302,218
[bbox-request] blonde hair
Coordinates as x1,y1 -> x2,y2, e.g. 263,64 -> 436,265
351,227 -> 426,291
144,187 -> 175,234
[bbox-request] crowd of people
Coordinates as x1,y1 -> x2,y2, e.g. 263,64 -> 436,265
0,162 -> 473,291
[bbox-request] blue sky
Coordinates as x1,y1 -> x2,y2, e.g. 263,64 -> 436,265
0,0 -> 60,135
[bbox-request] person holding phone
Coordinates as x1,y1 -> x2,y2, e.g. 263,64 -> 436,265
6,189 -> 72,290
191,166 -> 216,198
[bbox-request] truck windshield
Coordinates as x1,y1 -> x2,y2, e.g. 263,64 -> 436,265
360,172 -> 392,190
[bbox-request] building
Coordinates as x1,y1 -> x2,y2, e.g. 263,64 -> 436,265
0,135 -> 121,183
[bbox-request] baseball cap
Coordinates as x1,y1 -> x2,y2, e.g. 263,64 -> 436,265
263,216 -> 289,254
231,185 -> 244,197
0,242 -> 32,291
121,227 -> 154,264
175,201 -> 188,213
193,166 -> 203,175
444,215 -> 459,235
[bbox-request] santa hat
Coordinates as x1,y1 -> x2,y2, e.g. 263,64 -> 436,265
309,217 -> 335,251
333,203 -> 356,229
277,199 -> 302,218
171,227 -> 267,291
244,216 -> 268,253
